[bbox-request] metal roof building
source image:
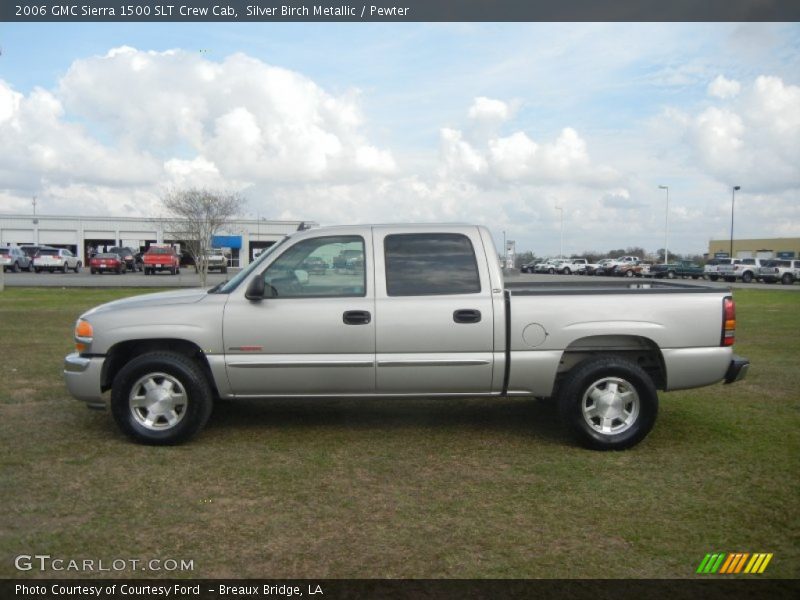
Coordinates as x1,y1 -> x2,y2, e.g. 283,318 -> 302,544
0,214 -> 318,267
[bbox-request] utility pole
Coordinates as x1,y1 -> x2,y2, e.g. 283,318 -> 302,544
730,186 -> 741,258
555,206 -> 563,258
658,185 -> 669,264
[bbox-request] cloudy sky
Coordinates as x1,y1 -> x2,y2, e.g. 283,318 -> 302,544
1,22 -> 798,256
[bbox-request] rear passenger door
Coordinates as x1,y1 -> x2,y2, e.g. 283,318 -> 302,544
373,227 -> 495,395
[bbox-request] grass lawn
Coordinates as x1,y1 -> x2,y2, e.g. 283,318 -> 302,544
0,287 -> 798,578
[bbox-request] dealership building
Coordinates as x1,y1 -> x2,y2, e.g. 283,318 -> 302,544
0,214 -> 318,267
708,237 -> 800,260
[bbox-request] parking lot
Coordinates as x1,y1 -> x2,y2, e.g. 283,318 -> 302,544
2,267 -> 799,291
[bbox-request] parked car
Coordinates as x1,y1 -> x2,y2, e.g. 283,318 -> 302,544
0,245 -> 33,272
64,223 -> 749,449
650,261 -> 705,280
107,246 -> 141,272
207,250 -> 229,273
557,258 -> 589,275
300,256 -> 327,275
717,258 -> 767,283
757,259 -> 800,285
33,247 -> 81,273
89,252 -> 126,274
143,246 -> 181,275
536,258 -> 566,274
587,258 -> 613,276
19,244 -> 46,266
704,258 -> 733,282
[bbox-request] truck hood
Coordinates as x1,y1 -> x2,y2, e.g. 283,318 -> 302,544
82,289 -> 208,317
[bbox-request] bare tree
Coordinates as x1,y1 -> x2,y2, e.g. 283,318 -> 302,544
162,188 -> 244,287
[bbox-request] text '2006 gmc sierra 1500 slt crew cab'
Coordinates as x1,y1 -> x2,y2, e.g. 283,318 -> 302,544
64,224 -> 749,449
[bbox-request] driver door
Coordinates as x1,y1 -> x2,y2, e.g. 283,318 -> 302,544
223,231 -> 376,396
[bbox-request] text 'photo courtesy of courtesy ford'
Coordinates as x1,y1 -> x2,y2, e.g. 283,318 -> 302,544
64,224 -> 749,450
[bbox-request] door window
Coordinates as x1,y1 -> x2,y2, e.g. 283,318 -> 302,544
262,236 -> 365,298
384,233 -> 481,296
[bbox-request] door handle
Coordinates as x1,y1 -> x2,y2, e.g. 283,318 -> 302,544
343,310 -> 371,325
453,309 -> 481,324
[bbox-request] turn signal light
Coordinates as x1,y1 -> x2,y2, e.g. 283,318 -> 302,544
75,319 -> 93,353
721,297 -> 736,347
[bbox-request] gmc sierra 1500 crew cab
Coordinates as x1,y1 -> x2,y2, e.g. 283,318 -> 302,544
64,224 -> 749,449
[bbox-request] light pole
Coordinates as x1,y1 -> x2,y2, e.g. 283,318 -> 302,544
555,206 -> 563,257
658,185 -> 669,264
502,230 -> 506,268
730,186 -> 741,258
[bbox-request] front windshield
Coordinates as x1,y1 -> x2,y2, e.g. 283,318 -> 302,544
214,236 -> 290,293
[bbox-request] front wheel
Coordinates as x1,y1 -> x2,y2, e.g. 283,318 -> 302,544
110,351 -> 213,445
557,357 -> 658,450
782,273 -> 794,285
666,270 -> 676,279
625,269 -> 634,278
709,275 -> 718,281
74,262 -> 82,273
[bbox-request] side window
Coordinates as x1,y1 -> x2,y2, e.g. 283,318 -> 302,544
384,233 -> 481,296
262,235 -> 365,298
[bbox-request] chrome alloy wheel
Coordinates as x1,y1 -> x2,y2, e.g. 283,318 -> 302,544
581,377 -> 640,435
129,372 -> 188,431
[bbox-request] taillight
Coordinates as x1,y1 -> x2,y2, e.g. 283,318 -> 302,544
722,296 -> 736,347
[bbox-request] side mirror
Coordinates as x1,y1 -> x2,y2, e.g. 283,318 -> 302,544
245,277 -> 266,301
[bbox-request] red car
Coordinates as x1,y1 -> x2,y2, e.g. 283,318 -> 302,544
143,246 -> 181,275
90,252 -> 126,274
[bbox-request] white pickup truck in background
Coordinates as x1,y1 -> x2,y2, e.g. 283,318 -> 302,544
64,224 -> 749,450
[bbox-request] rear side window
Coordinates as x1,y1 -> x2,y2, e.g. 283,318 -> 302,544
384,233 -> 481,296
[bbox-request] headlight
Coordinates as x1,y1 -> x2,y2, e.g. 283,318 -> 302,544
74,319 -> 94,353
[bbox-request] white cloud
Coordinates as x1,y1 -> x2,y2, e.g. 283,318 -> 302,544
468,96 -> 512,124
708,75 -> 741,99
681,75 -> 800,191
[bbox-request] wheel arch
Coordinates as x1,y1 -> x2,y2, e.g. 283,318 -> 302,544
557,334 -> 666,391
101,338 -> 220,398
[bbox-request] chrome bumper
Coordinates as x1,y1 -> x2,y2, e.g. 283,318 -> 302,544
723,355 -> 750,384
63,352 -> 106,409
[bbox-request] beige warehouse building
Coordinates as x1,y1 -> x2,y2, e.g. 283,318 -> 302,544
708,238 -> 800,260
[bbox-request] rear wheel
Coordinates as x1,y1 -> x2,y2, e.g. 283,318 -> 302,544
74,262 -> 82,273
12,261 -> 20,273
557,356 -> 658,450
742,271 -> 753,283
782,273 -> 794,285
625,269 -> 634,278
709,275 -> 718,281
666,270 -> 676,279
563,267 -> 571,275
110,351 -> 213,445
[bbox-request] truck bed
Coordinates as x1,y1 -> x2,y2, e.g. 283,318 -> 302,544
505,279 -> 719,295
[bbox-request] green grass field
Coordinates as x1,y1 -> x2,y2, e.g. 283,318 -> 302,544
1,287 -> 798,578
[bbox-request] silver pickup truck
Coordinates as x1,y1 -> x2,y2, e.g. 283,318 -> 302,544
64,224 -> 749,450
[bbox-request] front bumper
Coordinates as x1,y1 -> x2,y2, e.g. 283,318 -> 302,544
63,352 -> 106,409
724,355 -> 750,384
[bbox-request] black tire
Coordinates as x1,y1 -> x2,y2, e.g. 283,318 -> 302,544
666,270 -> 676,279
625,269 -> 634,278
548,268 -> 555,274
709,275 -> 718,281
110,351 -> 213,445
742,271 -> 753,283
563,267 -> 571,275
74,262 -> 82,273
557,356 -> 658,450
782,273 -> 794,285
34,268 -> 41,273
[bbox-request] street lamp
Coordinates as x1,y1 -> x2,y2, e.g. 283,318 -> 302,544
554,206 -> 564,258
730,186 -> 741,258
658,185 -> 669,264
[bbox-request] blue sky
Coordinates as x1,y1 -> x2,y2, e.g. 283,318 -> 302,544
1,22 -> 798,255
